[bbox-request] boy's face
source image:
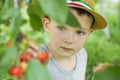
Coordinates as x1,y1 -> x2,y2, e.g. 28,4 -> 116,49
42,8 -> 93,58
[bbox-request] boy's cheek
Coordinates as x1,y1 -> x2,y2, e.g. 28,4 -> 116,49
74,41 -> 86,50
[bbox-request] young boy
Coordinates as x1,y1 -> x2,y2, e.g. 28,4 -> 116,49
40,0 -> 107,80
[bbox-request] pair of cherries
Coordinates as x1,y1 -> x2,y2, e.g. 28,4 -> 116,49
9,51 -> 50,77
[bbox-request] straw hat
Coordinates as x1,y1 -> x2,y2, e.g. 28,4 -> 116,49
67,0 -> 107,29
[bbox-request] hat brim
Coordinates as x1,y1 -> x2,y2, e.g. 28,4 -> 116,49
68,5 -> 107,29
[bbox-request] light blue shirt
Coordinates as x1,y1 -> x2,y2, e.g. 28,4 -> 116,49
40,45 -> 87,80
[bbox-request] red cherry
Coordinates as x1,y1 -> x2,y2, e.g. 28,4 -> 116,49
9,66 -> 23,77
6,41 -> 12,47
20,52 -> 33,62
36,51 -> 49,63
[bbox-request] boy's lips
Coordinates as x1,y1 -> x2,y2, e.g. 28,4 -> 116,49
60,47 -> 73,51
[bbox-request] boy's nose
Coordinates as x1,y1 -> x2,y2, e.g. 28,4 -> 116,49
64,32 -> 74,45
64,40 -> 73,45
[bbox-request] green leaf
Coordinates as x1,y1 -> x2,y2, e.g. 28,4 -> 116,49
4,0 -> 14,9
0,72 -> 18,80
27,2 -> 44,31
71,0 -> 80,1
0,0 -> 4,10
29,13 -> 43,31
39,0 -> 68,25
26,59 -> 52,80
27,2 -> 44,17
10,9 -> 22,42
93,66 -> 120,80
1,8 -> 16,20
66,11 -> 81,27
0,63 -> 13,77
0,45 -> 18,65
0,44 -> 18,77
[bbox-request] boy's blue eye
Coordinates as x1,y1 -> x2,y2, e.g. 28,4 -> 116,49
57,26 -> 65,30
76,31 -> 86,36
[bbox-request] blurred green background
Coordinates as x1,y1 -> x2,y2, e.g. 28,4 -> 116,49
84,0 -> 120,80
0,0 -> 120,80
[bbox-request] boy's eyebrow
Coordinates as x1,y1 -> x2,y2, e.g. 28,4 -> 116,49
65,24 -> 90,31
78,27 -> 90,31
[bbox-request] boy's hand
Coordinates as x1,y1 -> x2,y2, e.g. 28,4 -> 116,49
26,39 -> 39,54
25,39 -> 51,64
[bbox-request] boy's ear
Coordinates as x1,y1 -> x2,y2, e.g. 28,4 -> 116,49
42,17 -> 50,32
89,28 -> 94,34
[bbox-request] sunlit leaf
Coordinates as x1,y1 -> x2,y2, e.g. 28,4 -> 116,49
39,0 -> 68,25
1,8 -> 16,20
26,59 -> 52,80
10,9 -> 22,42
0,0 -> 18,26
